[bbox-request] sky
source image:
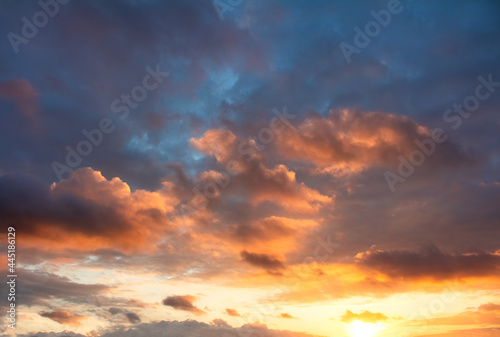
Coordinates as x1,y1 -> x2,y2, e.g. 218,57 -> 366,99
0,0 -> 500,336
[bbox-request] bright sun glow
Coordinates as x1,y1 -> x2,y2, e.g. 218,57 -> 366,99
349,321 -> 385,337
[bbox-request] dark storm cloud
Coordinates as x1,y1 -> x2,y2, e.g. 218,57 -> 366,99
357,245 -> 500,280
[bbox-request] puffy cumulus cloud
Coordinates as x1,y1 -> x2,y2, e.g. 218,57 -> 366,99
190,129 -> 238,163
39,310 -> 86,326
0,78 -> 39,117
240,250 -> 286,274
0,167 -> 323,284
162,295 -> 204,315
52,168 -> 179,217
273,109 -> 475,175
0,168 -> 179,252
241,164 -> 331,214
225,308 -> 240,317
356,245 -> 500,280
190,129 -> 332,214
15,320 -> 322,337
340,310 -> 388,324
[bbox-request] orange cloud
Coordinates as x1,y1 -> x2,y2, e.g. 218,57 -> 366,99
199,216 -> 322,258
190,129 -> 238,162
190,129 -> 332,214
416,328 -> 500,337
0,168 -> 179,252
39,310 -> 86,326
414,307 -> 500,326
162,295 -> 205,315
273,108 -> 473,175
226,308 -> 241,317
279,313 -> 297,319
479,303 -> 500,312
340,310 -> 388,324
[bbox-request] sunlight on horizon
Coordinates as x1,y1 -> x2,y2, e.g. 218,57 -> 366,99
349,321 -> 386,337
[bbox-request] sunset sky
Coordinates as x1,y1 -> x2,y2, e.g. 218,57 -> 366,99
0,0 -> 500,337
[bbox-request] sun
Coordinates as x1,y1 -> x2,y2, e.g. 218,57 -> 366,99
349,321 -> 385,337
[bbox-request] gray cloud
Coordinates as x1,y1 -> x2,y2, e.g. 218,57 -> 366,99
357,245 -> 500,280
240,250 -> 286,273
162,295 -> 204,315
15,320 -> 322,337
125,313 -> 141,324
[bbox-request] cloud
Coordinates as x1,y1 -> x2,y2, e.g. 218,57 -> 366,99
13,269 -> 109,307
225,308 -> 240,317
162,295 -> 204,315
190,129 -> 332,214
356,245 -> 500,280
1,1 -> 500,335
340,310 -> 388,324
415,329 -> 500,337
109,307 -> 123,315
106,307 -> 141,323
273,109 -> 476,175
479,303 -> 500,312
413,306 -> 500,327
15,320 -> 323,337
39,310 -> 85,326
214,217 -> 322,258
125,313 -> 141,324
240,250 -> 286,273
190,129 -> 238,163
210,319 -> 231,327
0,168 -> 179,252
0,79 -> 39,117
279,313 -> 296,319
